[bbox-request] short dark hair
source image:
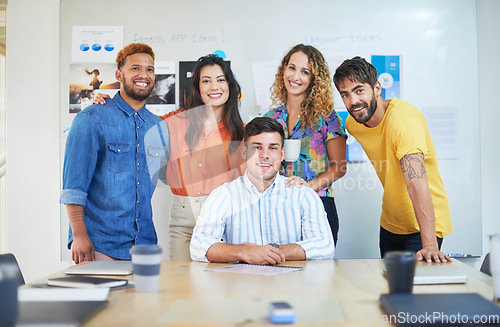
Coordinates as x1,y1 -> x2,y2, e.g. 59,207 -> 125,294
333,56 -> 378,90
116,43 -> 155,69
244,117 -> 285,147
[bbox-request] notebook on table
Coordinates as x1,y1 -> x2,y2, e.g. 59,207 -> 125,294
47,276 -> 128,288
64,261 -> 133,276
383,264 -> 468,285
413,265 -> 468,285
17,300 -> 108,326
380,293 -> 500,326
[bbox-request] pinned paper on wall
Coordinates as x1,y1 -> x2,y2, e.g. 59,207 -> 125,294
72,26 -> 123,63
179,61 -> 199,109
337,110 -> 365,162
422,107 -> 460,159
371,55 -> 401,100
252,61 -> 279,116
146,61 -> 176,116
326,55 -> 351,110
69,63 -> 119,114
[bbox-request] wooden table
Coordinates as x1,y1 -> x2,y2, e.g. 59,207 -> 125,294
43,259 -> 496,326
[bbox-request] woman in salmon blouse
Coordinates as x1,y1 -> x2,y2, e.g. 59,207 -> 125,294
162,54 -> 245,260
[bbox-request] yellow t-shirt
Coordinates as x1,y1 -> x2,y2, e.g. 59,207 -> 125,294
346,98 -> 452,238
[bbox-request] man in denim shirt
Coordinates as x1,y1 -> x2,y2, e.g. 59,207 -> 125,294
60,43 -> 170,263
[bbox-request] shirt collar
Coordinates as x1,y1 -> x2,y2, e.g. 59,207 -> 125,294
275,104 -> 287,116
113,91 -> 147,121
243,170 -> 281,196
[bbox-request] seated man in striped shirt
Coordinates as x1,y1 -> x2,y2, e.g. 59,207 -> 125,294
190,117 -> 335,265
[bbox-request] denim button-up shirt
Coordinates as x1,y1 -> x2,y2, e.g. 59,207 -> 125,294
60,92 -> 170,259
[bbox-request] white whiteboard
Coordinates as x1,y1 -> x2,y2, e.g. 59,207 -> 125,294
59,0 -> 481,259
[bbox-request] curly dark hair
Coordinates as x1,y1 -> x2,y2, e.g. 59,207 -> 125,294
116,43 -> 155,69
270,44 -> 334,129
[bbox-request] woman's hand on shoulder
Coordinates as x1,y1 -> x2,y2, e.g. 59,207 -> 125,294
285,175 -> 309,188
91,93 -> 110,105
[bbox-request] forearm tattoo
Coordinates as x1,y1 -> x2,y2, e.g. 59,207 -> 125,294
400,153 -> 426,179
68,210 -> 85,223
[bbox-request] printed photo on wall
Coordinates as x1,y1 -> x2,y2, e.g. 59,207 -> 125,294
69,63 -> 119,113
145,61 -> 176,116
371,55 -> 401,100
179,61 -> 197,109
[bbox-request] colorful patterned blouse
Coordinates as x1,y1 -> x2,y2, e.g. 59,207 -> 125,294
264,105 -> 346,197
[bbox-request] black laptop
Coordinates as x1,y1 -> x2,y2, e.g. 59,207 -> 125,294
380,293 -> 500,326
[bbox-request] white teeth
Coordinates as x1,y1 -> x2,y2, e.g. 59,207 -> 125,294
135,82 -> 147,87
290,81 -> 300,87
208,94 -> 221,98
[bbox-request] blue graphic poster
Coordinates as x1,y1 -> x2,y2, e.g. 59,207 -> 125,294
371,55 -> 400,99
337,111 -> 365,162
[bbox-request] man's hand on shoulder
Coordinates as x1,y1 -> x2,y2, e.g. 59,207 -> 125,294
416,245 -> 451,263
240,242 -> 286,265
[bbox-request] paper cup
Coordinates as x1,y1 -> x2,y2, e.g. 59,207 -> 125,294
284,139 -> 301,162
130,245 -> 162,293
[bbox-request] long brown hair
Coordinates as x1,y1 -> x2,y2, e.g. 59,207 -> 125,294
184,55 -> 244,153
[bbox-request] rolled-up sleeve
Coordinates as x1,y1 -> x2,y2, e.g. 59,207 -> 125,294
296,188 -> 335,259
60,112 -> 99,205
190,186 -> 231,262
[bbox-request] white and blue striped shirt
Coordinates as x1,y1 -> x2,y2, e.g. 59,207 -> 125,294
190,172 -> 335,261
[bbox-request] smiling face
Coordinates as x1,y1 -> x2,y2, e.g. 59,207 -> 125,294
337,78 -> 380,125
199,64 -> 229,112
116,53 -> 155,105
243,132 -> 285,192
283,51 -> 312,99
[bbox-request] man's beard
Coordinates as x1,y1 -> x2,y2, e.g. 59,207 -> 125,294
349,94 -> 377,124
122,78 -> 153,101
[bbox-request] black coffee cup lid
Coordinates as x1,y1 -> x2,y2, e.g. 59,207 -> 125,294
384,251 -> 416,262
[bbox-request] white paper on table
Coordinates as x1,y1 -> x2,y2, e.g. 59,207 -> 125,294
205,264 -> 302,276
19,288 -> 110,302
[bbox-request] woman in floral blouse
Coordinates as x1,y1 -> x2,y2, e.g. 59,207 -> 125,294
265,44 -> 347,244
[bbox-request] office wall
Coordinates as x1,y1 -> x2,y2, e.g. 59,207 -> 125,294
5,0 -> 499,281
6,0 -> 71,282
478,0 -> 500,256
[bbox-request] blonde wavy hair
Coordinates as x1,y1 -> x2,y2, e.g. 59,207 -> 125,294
270,44 -> 334,129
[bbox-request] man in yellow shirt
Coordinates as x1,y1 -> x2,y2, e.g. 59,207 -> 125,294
333,57 -> 452,263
